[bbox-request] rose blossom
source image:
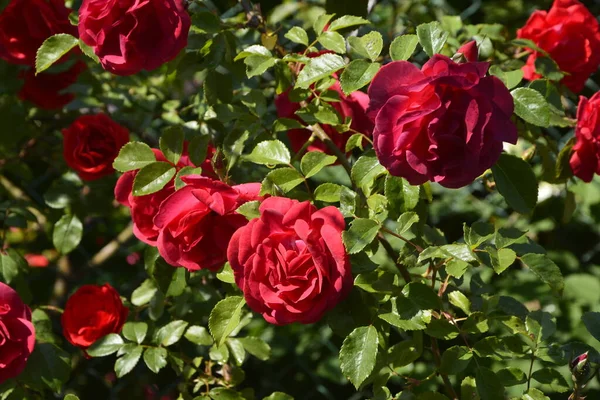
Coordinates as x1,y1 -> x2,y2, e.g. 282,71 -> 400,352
367,53 -> 518,188
570,92 -> 600,182
0,0 -> 76,66
114,145 -> 215,245
78,0 -> 191,75
516,0 -> 600,93
62,114 -> 129,181
19,61 -> 86,110
62,284 -> 128,350
154,176 -> 261,272
0,281 -> 35,384
227,197 -> 352,325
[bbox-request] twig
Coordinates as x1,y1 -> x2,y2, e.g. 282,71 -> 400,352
378,235 -> 412,284
431,337 -> 459,399
88,222 -> 134,268
380,226 -> 423,252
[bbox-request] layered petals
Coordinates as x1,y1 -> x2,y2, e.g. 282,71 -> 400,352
570,93 -> 600,182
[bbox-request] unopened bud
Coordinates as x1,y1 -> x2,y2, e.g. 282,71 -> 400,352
570,352 -> 591,383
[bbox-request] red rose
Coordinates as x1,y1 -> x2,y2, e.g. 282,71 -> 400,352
457,41 -> 478,62
19,61 -> 86,110
0,0 -> 76,66
154,176 -> 261,272
62,114 -> 129,181
367,55 -> 518,188
516,0 -> 600,93
61,284 -> 128,350
227,197 -> 352,325
0,281 -> 35,384
570,92 -> 600,182
114,145 -> 216,245
78,0 -> 191,76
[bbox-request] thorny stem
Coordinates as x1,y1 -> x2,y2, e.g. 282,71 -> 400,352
378,234 -> 412,284
431,337 -> 459,400
306,123 -> 353,176
88,222 -> 135,268
380,226 -> 423,252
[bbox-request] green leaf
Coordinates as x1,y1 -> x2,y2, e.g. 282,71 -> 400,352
245,140 -> 291,166
209,296 -> 246,347
531,368 -> 569,393
520,253 -> 564,296
240,337 -> 271,361
328,15 -> 369,31
78,39 -> 98,63
132,162 -> 176,196
115,345 -> 143,378
511,87 -> 553,127
234,45 -> 277,78
521,388 -> 550,400
113,142 -> 156,172
416,22 -> 449,57
175,166 -> 203,190
284,27 -> 309,46
425,319 -> 459,340
387,338 -> 421,368
489,66 -> 523,90
418,244 -> 476,263
185,325 -> 214,346
492,153 -> 538,214
236,201 -> 261,220
35,34 -> 78,74
339,325 -> 379,389
263,393 -> 294,400
319,31 -> 346,53
385,176 -> 419,219
475,367 -> 505,400
448,291 -> 471,315
464,222 -> 495,248
345,133 -> 366,152
582,312 -> 600,343
416,393 -> 450,400
160,125 -> 185,165
488,247 -> 517,274
143,347 -> 167,374
217,262 -> 236,284
0,250 -> 22,284
131,279 -> 157,306
301,151 -> 337,178
512,39 -> 548,55
188,135 -> 211,167
20,343 -> 71,392
86,334 -> 124,357
122,322 -> 148,344
348,31 -> 383,61
495,227 -> 527,248
273,118 -> 305,132
439,346 -> 472,375
154,320 -> 189,347
209,388 -> 244,400
65,395 -> 81,400
390,34 -> 419,61
52,214 -> 82,254
351,152 -> 387,195
342,218 -> 380,254
403,282 -> 441,310
260,168 -> 305,196
340,60 -> 380,95
314,183 -> 343,202
296,53 -> 346,89
313,13 -> 335,34
396,212 -> 419,235
446,259 -> 470,278
496,367 -> 527,386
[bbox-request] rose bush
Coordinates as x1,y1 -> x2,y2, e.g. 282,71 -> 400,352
4,0 -> 600,399
228,197 -> 351,325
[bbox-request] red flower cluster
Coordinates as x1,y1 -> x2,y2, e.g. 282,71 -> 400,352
517,0 -> 600,93
78,0 -> 191,75
367,51 -> 517,188
0,282 -> 35,384
0,0 -> 85,109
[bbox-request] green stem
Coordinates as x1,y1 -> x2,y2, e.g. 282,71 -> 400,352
378,235 -> 412,284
